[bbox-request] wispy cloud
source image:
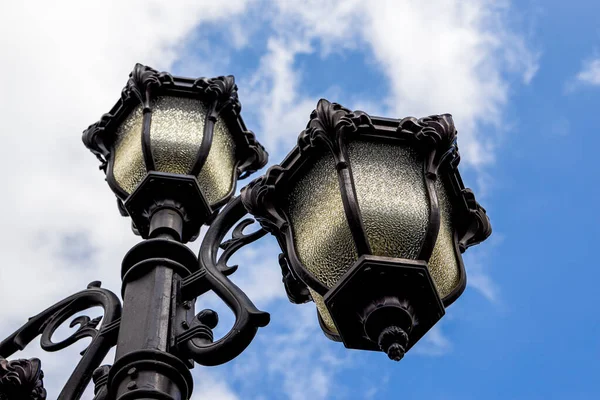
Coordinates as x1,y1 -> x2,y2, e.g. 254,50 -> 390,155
565,54 -> 600,92
576,57 -> 600,86
257,0 -> 539,168
256,305 -> 353,400
463,236 -> 503,304
413,325 -> 453,356
191,371 -> 240,400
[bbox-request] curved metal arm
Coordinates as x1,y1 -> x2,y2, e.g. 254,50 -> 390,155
181,196 -> 270,366
0,282 -> 121,400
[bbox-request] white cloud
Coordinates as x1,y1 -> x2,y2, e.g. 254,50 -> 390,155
467,260 -> 500,303
191,372 -> 240,400
258,305 -> 353,400
255,0 -> 539,167
463,238 -> 503,304
0,0 -> 253,317
576,58 -> 600,86
413,325 -> 453,356
242,37 -> 319,154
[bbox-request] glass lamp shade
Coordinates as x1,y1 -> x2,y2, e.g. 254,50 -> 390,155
111,96 -> 236,205
242,99 -> 491,358
83,64 -> 267,241
286,141 -> 462,332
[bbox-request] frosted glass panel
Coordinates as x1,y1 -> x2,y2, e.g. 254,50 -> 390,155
151,96 -> 207,175
112,96 -> 238,205
428,177 -> 461,297
348,139 -> 429,260
113,104 -> 145,194
287,150 -> 357,333
287,151 -> 358,288
197,117 -> 236,205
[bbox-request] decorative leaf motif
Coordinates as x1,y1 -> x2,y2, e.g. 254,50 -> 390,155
216,218 -> 267,276
397,113 -> 457,150
238,129 -> 268,180
458,188 -> 492,252
193,75 -> 240,113
298,99 -> 374,165
82,64 -> 268,181
0,357 -> 46,400
121,63 -> 174,106
82,112 -> 113,171
396,113 -> 491,251
82,64 -> 173,172
240,166 -> 287,234
242,99 -> 374,237
278,254 -> 311,304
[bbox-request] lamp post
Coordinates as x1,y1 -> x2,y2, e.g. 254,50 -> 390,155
0,64 -> 491,400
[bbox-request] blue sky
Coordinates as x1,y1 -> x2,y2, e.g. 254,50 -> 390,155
1,1 -> 599,399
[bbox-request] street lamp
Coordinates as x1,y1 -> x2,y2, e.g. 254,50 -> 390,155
241,99 -> 491,361
0,64 -> 491,400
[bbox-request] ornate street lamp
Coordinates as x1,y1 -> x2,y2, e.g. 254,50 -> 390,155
82,63 -> 267,242
241,100 -> 491,361
0,64 -> 490,400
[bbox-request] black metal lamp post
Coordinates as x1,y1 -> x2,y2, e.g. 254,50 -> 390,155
0,64 -> 491,400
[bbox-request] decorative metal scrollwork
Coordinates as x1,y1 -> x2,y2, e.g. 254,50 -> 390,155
177,196 -> 270,366
217,217 -> 267,276
0,282 -> 121,400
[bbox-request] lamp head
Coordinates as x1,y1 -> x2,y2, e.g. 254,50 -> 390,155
242,99 -> 491,360
83,64 -> 267,242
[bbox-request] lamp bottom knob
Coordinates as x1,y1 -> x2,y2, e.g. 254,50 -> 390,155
362,297 -> 416,361
378,326 -> 409,361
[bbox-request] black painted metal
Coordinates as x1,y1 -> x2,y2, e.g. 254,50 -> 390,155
396,114 -> 456,261
0,357 -> 46,399
191,101 -> 217,177
0,283 -> 121,399
241,164 -> 330,297
109,350 -> 193,400
110,212 -> 192,400
296,100 -> 375,257
92,366 -> 110,400
188,74 -> 244,180
0,195 -> 272,399
141,109 -> 156,172
149,208 -> 185,241
177,197 -> 270,367
419,158 -> 441,261
82,64 -> 268,237
323,255 -> 445,361
278,254 -> 311,304
109,195 -> 270,397
241,99 -> 492,355
123,171 -> 212,243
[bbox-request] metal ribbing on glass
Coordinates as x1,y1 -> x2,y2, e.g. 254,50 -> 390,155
335,137 -> 372,257
190,101 -> 217,177
418,151 -> 441,261
141,101 -> 156,172
440,230 -> 466,307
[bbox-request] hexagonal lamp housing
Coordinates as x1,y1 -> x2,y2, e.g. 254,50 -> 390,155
83,64 -> 267,242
